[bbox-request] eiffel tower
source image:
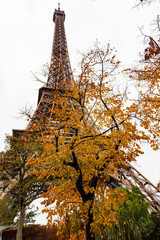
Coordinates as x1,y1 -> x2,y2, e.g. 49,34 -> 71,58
10,4 -> 160,213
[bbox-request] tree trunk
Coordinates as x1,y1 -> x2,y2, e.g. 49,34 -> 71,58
86,205 -> 95,240
16,200 -> 25,240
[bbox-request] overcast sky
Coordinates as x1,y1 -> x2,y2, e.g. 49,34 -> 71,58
0,0 -> 160,224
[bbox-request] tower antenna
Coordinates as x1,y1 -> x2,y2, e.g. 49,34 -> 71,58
58,3 -> 60,10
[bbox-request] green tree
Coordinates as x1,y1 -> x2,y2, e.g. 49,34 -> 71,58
0,136 -> 47,240
0,196 -> 38,226
142,211 -> 160,240
0,196 -> 18,225
101,186 -> 160,240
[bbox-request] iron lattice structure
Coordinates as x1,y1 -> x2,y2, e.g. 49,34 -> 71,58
47,6 -> 73,88
110,163 -> 160,212
11,6 -> 160,212
20,5 -> 73,131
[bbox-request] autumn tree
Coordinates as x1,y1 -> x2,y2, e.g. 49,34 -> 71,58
27,44 -> 155,240
0,136 -> 47,240
127,14 -> 160,150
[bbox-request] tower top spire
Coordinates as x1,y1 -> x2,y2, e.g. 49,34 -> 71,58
46,6 -> 72,88
58,3 -> 60,10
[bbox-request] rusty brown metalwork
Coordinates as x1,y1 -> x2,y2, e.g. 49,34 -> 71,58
111,163 -> 160,212
47,6 -> 73,88
25,6 -> 73,130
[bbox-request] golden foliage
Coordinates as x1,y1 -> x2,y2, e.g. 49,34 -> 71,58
130,46 -> 160,150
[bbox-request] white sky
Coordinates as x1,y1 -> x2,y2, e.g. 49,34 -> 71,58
0,0 -> 160,224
